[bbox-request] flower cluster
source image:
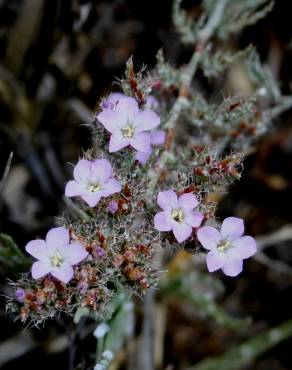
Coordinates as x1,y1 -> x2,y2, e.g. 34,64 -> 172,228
8,85 -> 258,324
154,191 -> 256,276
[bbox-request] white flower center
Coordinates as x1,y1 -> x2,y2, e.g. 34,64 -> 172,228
171,208 -> 184,223
87,183 -> 101,192
217,240 -> 230,252
122,124 -> 134,138
50,251 -> 64,267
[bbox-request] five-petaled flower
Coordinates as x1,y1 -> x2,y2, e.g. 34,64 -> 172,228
154,190 -> 203,243
65,159 -> 121,207
97,96 -> 160,153
25,227 -> 88,284
197,217 -> 257,277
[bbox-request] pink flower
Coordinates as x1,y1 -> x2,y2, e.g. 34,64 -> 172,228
97,97 -> 160,153
106,200 -> 118,214
65,159 -> 121,207
135,130 -> 166,165
100,93 -> 125,110
25,227 -> 88,284
154,190 -> 203,243
197,217 -> 257,277
15,288 -> 26,302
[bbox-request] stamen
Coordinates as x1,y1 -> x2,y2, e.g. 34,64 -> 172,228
217,240 -> 230,252
88,184 -> 101,192
171,209 -> 184,222
50,251 -> 64,267
122,125 -> 134,138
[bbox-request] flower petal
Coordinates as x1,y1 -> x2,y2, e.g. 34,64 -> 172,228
206,251 -> 225,272
173,222 -> 192,243
222,257 -> 243,277
197,226 -> 221,250
145,96 -> 159,109
59,242 -> 88,265
178,193 -> 198,210
154,211 -> 172,231
157,190 -> 178,211
97,109 -> 123,133
102,178 -> 121,196
81,193 -> 102,207
73,159 -> 91,183
115,97 -> 139,122
221,217 -> 244,239
46,227 -> 69,250
184,211 -> 203,227
134,110 -> 160,133
65,180 -> 84,197
135,149 -> 152,164
150,130 -> 165,145
106,92 -> 126,105
130,132 -> 151,153
25,239 -> 48,262
230,236 -> 257,259
90,159 -> 112,185
51,263 -> 74,284
109,133 -> 129,152
31,261 -> 51,279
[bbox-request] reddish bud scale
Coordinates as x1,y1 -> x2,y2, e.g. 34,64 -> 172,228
96,230 -> 105,244
43,279 -> 56,292
165,128 -> 174,150
118,198 -> 130,213
124,265 -> 144,281
151,80 -> 161,89
113,255 -> 124,268
35,290 -> 46,305
123,250 -> 137,263
123,184 -> 131,197
25,292 -> 35,302
229,130 -> 240,138
139,277 -> 150,290
228,102 -> 241,111
20,306 -> 30,321
228,167 -> 240,177
177,185 -> 198,196
55,281 -> 66,293
128,64 -> 146,105
135,244 -> 149,255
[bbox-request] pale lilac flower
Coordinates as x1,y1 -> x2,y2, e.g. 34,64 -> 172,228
154,190 -> 203,243
25,227 -> 88,284
77,281 -> 88,294
65,159 -> 121,207
101,92 -> 125,110
107,200 -> 118,214
135,130 -> 166,164
97,97 -> 160,153
15,288 -> 26,302
93,246 -> 105,259
197,217 -> 257,277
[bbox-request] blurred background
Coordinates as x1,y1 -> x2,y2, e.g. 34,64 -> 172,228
1,0 -> 292,369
